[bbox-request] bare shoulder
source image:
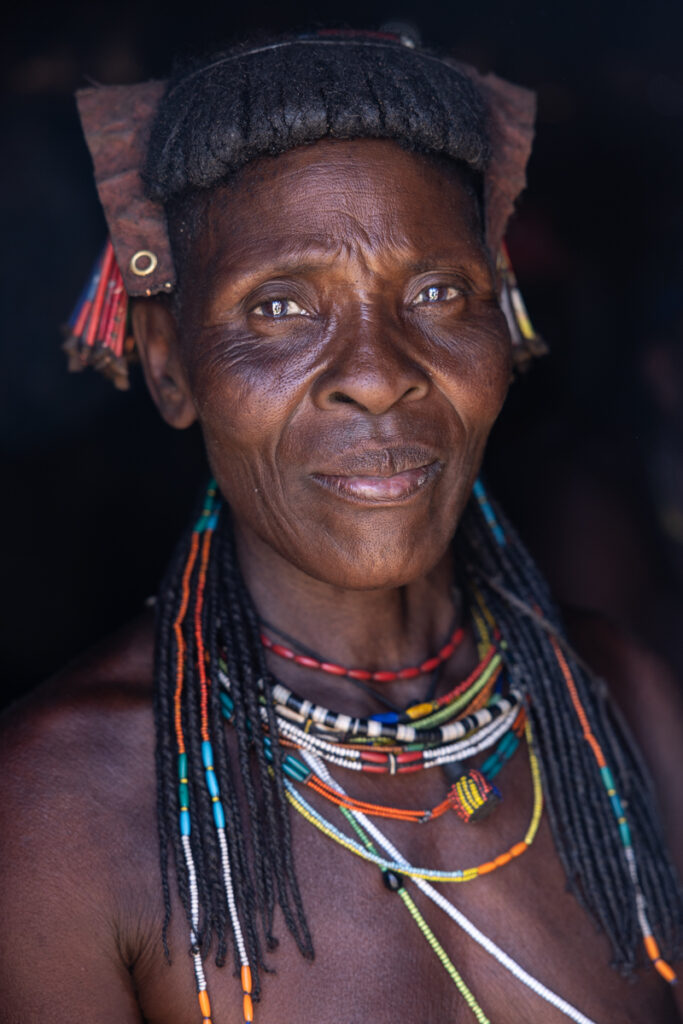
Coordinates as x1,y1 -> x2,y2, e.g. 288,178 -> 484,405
0,612 -> 160,1022
1,610 -> 156,803
564,606 -> 683,871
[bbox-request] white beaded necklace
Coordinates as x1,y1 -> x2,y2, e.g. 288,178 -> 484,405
303,748 -> 601,1024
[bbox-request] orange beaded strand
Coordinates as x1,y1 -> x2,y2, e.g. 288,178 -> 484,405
548,632 -> 677,985
174,530 -> 200,753
194,525 -> 214,743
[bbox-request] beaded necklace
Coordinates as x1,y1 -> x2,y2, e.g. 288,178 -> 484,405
300,711 -> 526,824
258,689 -> 522,771
283,724 -> 543,882
218,631 -> 521,831
263,642 -> 502,739
306,744 -> 602,1024
169,479 -> 676,1024
218,671 -> 525,820
261,622 -> 466,683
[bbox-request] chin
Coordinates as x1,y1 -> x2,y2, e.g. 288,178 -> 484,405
290,525 -> 455,591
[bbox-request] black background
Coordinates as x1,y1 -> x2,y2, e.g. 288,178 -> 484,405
2,0 -> 682,705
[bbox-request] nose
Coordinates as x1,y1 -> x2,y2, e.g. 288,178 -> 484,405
312,313 -> 430,415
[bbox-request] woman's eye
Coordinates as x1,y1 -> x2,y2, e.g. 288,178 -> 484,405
252,299 -> 308,318
413,285 -> 461,305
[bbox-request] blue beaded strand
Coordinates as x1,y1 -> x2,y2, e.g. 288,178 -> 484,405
472,479 -> 506,547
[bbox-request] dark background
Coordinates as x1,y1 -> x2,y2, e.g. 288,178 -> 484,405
2,0 -> 683,706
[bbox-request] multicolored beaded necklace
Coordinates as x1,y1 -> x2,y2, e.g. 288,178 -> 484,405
219,594 -> 521,830
171,480 -> 676,1024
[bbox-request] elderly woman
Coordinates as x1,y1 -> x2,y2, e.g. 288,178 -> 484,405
1,27 -> 681,1024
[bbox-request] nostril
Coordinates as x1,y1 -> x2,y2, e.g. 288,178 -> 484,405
329,391 -> 356,404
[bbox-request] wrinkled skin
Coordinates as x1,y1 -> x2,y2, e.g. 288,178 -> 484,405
137,140 -> 512,666
170,141 -> 510,593
1,139 -> 681,1024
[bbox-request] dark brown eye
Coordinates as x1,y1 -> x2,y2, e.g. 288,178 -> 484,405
413,285 -> 460,305
252,299 -> 308,318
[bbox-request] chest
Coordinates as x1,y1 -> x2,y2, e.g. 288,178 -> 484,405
133,751 -> 676,1024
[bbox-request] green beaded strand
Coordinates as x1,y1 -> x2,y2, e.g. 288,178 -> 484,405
338,806 -> 491,1024
397,886 -> 491,1024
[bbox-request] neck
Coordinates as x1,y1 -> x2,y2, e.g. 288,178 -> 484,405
235,522 -> 467,712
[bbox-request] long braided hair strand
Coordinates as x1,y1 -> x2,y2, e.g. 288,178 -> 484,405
457,491 -> 681,973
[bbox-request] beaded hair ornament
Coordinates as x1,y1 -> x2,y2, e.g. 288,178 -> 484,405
64,29 -> 546,388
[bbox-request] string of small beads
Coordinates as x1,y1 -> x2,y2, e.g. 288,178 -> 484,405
174,484 -> 255,1024
548,631 -> 677,984
342,812 -> 491,1024
283,730 -> 543,883
309,730 -> 601,1024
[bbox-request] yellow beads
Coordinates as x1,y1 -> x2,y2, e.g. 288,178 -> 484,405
406,702 -> 435,720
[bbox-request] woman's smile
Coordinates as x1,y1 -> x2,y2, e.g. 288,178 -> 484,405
311,459 -> 442,504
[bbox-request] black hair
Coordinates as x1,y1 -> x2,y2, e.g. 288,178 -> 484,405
144,34 -> 490,204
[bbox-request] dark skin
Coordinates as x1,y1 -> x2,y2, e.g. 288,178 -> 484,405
1,139 -> 681,1023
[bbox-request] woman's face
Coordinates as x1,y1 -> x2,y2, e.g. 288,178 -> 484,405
168,138 -> 511,589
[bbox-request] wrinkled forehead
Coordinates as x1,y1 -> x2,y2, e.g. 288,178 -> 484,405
169,138 -> 487,286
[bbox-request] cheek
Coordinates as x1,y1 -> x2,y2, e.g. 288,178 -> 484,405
430,312 -> 512,429
185,350 -> 317,531
183,328 -> 309,456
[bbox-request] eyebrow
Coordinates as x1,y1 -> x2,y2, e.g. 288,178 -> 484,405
209,237 -> 487,293
207,237 -> 344,287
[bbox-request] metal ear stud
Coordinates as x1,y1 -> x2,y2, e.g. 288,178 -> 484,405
130,250 -> 158,276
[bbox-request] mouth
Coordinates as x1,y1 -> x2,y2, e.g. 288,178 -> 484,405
311,459 -> 442,504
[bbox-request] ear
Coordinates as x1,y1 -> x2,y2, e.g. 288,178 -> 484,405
131,299 -> 197,429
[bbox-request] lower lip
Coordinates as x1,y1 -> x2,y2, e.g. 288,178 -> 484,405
312,462 -> 441,503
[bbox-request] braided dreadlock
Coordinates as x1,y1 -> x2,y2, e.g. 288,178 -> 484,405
155,505 -> 313,996
456,495 -> 681,973
147,28 -> 680,999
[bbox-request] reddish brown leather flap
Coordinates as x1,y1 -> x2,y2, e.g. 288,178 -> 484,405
77,81 -> 176,296
471,70 -> 536,252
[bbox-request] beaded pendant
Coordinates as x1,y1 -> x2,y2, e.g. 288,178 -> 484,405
444,765 -> 501,823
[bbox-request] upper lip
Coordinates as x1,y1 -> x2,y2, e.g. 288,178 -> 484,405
312,445 -> 440,478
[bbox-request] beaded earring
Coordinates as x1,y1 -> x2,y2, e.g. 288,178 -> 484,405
62,239 -> 133,390
498,242 -> 548,371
